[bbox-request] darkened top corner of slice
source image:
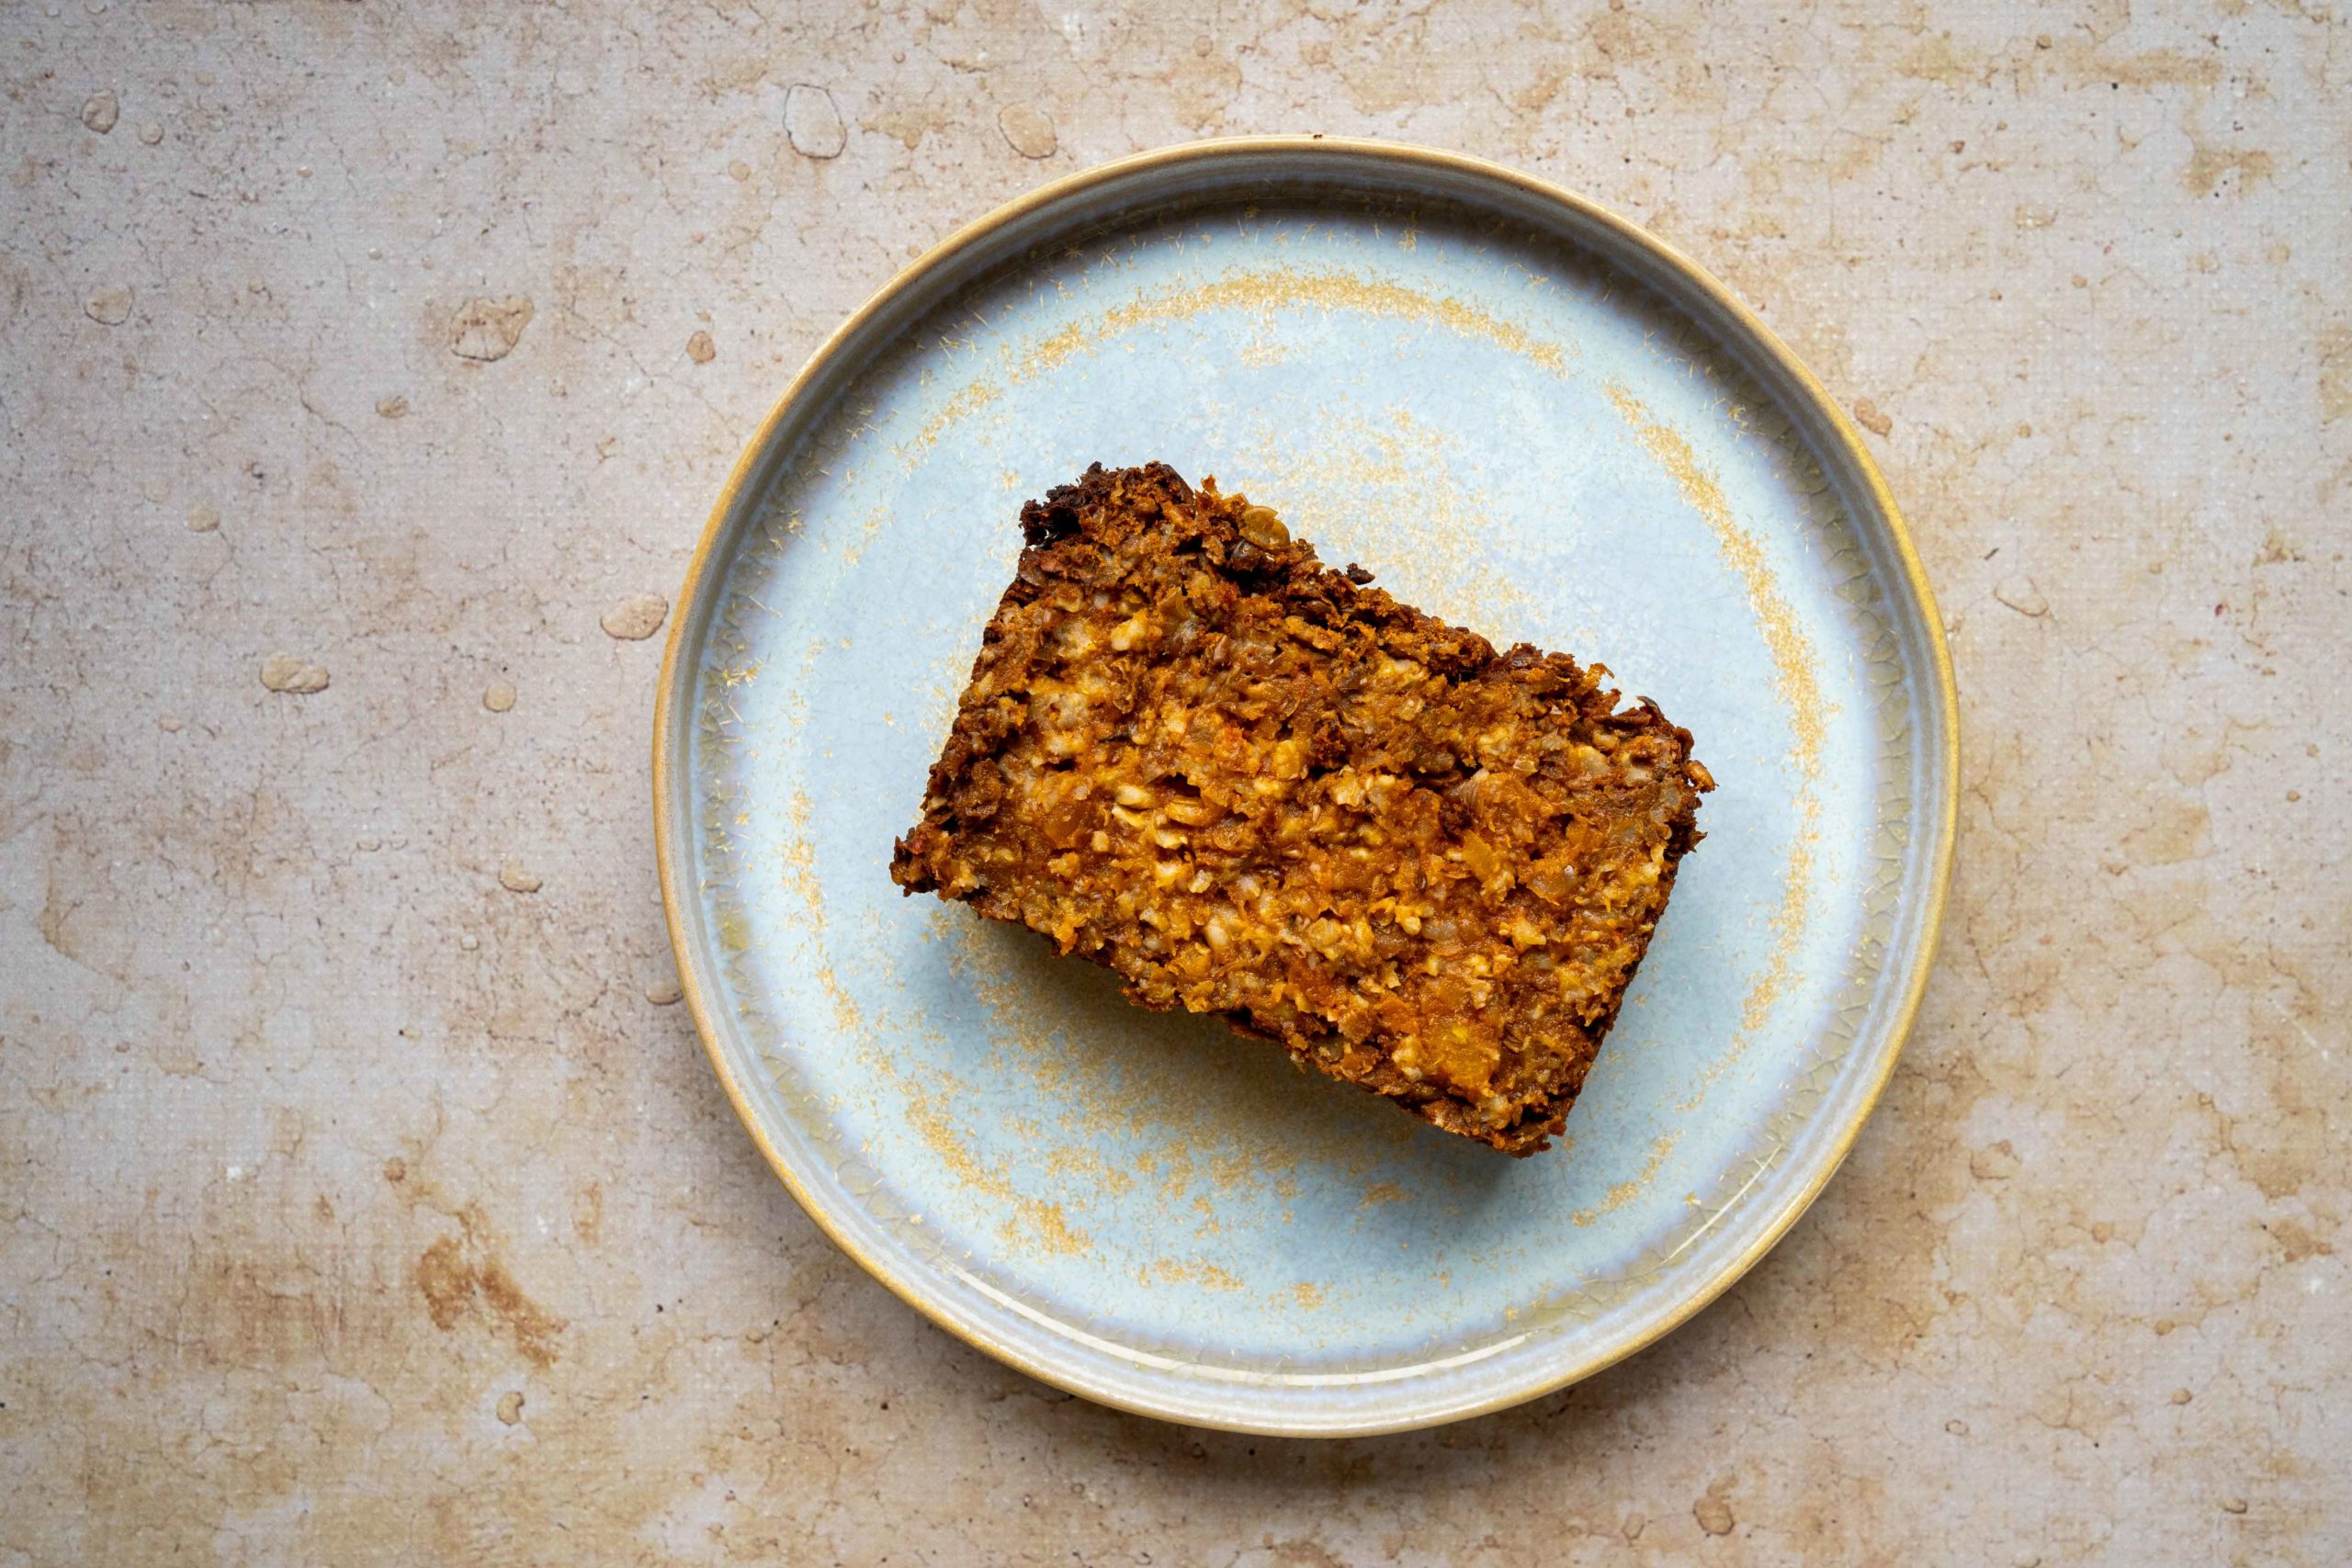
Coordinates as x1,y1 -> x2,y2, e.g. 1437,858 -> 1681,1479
1017,461 -> 1195,547
898,462 -> 1713,1154
1010,463 -> 1613,696
999,467 -> 1709,808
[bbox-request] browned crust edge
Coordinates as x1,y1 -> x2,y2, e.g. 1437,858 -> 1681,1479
893,462 -> 1707,1155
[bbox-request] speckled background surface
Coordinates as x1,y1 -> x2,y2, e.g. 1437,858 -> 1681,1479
2,3 -> 2346,1562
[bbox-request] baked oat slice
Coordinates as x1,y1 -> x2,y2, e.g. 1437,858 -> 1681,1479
891,463 -> 1711,1155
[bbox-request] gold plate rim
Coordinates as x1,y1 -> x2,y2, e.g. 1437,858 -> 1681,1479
651,134 -> 1961,1438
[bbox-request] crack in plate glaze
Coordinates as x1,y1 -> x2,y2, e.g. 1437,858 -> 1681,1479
653,140 -> 1957,1436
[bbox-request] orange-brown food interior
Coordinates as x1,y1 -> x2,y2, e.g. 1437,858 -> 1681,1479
893,463 -> 1706,1154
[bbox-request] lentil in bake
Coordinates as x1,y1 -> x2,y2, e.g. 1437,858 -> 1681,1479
891,463 -> 1711,1155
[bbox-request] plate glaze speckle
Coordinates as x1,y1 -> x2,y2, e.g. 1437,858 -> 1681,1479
654,139 -> 1957,1436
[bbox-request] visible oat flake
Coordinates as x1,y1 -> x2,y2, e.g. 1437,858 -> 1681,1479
998,104 -> 1057,159
601,592 -> 668,641
259,654 -> 329,694
890,464 -> 1709,1155
85,286 -> 132,326
449,296 -> 534,362
783,84 -> 846,159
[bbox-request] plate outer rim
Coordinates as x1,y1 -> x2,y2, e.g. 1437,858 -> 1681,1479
650,135 -> 1962,1437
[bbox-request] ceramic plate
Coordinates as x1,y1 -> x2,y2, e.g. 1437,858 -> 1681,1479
654,139 -> 1957,1436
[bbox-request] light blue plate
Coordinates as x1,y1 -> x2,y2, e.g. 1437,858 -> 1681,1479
654,140 -> 1957,1435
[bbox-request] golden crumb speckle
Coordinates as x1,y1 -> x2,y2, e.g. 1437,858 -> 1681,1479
1571,1131 -> 1680,1224
900,1093 -> 1091,1257
896,252 -> 1589,463
779,798 -> 1087,1260
1024,268 -> 1570,380
1230,405 -> 1538,641
1605,386 -> 1824,1085
1147,1258 -> 1245,1292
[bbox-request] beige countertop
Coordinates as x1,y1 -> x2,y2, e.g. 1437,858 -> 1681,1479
3,3 -> 2345,1562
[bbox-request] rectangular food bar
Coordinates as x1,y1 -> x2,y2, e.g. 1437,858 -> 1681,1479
891,463 -> 1710,1154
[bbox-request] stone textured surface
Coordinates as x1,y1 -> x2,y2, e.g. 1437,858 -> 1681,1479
1,3 -> 2344,1562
